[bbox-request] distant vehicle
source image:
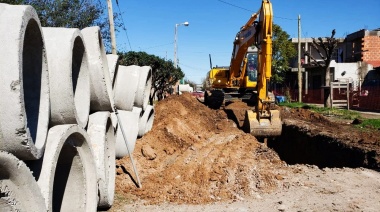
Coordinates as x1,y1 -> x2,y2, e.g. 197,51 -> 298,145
191,91 -> 204,98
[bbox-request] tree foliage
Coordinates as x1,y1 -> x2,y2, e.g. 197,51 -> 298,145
271,24 -> 297,83
118,51 -> 185,103
304,29 -> 338,107
3,0 -> 119,50
184,79 -> 197,91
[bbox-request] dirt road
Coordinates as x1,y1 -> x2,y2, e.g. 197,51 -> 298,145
109,93 -> 380,211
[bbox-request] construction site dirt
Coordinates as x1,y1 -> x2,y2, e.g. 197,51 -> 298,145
110,93 -> 380,211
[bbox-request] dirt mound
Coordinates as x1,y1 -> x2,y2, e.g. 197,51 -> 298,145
280,107 -> 331,124
114,94 -> 287,205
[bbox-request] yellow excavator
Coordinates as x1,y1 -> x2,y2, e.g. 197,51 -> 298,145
204,0 -> 281,137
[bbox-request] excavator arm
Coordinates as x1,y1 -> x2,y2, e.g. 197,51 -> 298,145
229,13 -> 259,81
206,0 -> 282,137
243,0 -> 282,137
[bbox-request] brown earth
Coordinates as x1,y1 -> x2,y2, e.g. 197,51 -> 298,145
110,93 -> 380,211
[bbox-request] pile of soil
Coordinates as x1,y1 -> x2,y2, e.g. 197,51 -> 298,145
114,93 -> 287,205
112,93 -> 380,210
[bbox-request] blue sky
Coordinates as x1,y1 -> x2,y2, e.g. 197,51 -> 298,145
112,0 -> 380,84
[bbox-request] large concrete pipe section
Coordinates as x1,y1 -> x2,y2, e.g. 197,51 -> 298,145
138,105 -> 155,137
87,112 -> 115,209
113,65 -> 140,111
82,26 -> 114,112
0,151 -> 46,211
115,110 -> 140,159
43,27 -> 90,128
106,54 -> 119,88
37,125 -> 97,212
0,4 -> 50,160
134,66 -> 152,110
145,106 -> 155,133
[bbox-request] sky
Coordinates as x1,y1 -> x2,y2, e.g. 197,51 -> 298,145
111,0 -> 380,84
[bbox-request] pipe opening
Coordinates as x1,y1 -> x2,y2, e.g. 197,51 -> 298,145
22,18 -> 47,149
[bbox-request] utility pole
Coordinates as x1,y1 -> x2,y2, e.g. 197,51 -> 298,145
297,14 -> 302,102
107,0 -> 117,54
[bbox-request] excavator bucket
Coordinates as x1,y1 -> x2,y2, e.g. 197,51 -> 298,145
243,110 -> 282,137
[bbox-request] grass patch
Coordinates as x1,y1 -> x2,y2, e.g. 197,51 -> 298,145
357,119 -> 380,129
279,102 -> 380,129
279,102 -> 362,120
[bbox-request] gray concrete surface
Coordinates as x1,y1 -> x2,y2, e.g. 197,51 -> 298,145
106,54 -> 119,87
37,125 -> 97,212
134,66 -> 152,110
113,65 -> 140,111
82,26 -> 114,112
115,110 -> 140,158
0,4 -> 50,160
138,105 -> 155,137
0,151 -> 47,211
43,27 -> 90,128
87,112 -> 116,209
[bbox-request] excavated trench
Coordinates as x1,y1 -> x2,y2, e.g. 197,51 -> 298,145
267,123 -> 378,169
224,108 -> 379,170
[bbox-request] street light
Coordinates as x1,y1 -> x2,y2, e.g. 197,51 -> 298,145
174,21 -> 189,68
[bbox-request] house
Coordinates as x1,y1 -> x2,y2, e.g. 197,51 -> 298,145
284,29 -> 380,110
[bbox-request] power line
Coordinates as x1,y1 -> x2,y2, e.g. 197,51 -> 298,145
217,0 -> 253,12
178,62 -> 208,72
115,0 -> 132,51
142,42 -> 174,50
217,0 -> 297,21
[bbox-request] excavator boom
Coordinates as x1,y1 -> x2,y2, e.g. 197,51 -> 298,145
205,0 -> 282,138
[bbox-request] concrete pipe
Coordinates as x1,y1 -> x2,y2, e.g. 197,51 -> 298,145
37,125 -> 97,212
138,105 -> 155,137
113,65 -> 140,111
87,112 -> 116,209
134,66 -> 152,110
0,151 -> 46,211
115,110 -> 140,159
81,26 -> 114,112
106,54 -> 119,88
110,112 -> 118,130
0,4 -> 50,160
43,27 -> 90,128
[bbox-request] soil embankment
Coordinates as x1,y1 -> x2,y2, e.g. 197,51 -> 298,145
111,93 -> 380,211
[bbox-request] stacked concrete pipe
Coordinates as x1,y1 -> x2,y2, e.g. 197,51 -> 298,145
0,151 -> 47,211
82,26 -> 114,112
138,105 -> 155,137
0,3 -> 157,211
106,54 -> 119,87
134,66 -> 152,110
37,125 -> 97,212
114,109 -> 140,159
87,112 -> 115,209
43,27 -> 90,128
0,3 -> 50,160
113,65 -> 140,111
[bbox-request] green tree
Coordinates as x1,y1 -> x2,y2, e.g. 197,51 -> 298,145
118,51 -> 185,103
271,24 -> 297,83
3,0 -> 118,50
0,0 -> 23,3
184,79 -> 197,91
304,29 -> 338,107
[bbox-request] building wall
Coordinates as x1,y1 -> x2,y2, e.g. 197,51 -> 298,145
362,35 -> 380,63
